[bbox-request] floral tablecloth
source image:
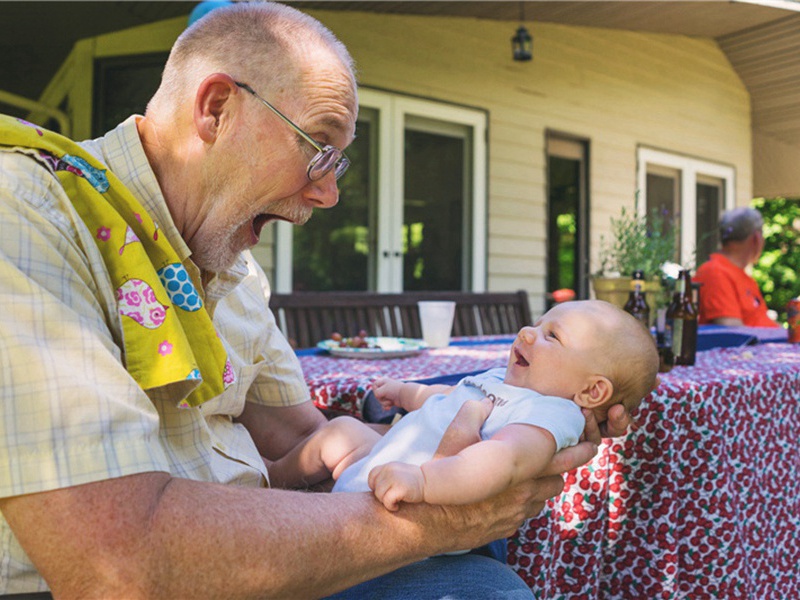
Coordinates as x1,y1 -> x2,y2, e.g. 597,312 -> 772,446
298,340 -> 800,599
297,335 -> 513,417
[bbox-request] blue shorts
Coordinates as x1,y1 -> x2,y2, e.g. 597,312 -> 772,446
323,553 -> 532,600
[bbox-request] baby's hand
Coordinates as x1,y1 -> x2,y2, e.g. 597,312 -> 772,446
368,462 -> 425,511
372,377 -> 404,411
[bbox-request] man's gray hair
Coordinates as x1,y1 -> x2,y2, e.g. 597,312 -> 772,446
719,207 -> 764,243
147,1 -> 356,120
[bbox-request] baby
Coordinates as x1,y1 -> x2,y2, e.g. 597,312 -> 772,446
268,300 -> 659,512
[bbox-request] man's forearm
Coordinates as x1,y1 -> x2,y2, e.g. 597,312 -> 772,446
1,472 -> 505,599
148,478 -> 440,598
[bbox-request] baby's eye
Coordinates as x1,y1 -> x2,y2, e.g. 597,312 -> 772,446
546,330 -> 559,340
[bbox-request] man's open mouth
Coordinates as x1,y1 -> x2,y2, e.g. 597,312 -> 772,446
252,213 -> 287,238
514,348 -> 529,367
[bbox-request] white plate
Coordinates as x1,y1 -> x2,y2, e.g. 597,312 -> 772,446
317,337 -> 427,359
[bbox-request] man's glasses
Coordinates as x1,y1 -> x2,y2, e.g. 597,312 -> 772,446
235,81 -> 350,181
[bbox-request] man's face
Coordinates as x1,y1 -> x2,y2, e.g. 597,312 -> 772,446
754,227 -> 765,262
505,302 -> 608,400
189,63 -> 357,273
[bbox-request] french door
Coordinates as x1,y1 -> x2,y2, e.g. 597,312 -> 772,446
275,89 -> 487,292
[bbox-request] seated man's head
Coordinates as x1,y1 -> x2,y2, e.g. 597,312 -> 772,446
506,300 -> 659,422
719,207 -> 765,264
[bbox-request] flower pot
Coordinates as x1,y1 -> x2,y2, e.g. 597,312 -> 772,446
591,276 -> 661,322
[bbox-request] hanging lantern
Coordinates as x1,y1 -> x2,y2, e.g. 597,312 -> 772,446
512,24 -> 533,62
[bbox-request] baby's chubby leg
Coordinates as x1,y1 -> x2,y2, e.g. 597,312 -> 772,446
268,417 -> 382,489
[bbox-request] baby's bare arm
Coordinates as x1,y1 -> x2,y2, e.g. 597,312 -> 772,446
269,417 -> 381,489
370,423 -> 557,509
373,377 -> 453,412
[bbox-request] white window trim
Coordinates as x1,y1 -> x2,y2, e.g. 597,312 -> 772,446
275,89 -> 487,292
637,147 -> 735,264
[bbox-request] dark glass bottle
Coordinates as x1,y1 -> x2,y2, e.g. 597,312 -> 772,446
666,269 -> 698,366
624,270 -> 650,327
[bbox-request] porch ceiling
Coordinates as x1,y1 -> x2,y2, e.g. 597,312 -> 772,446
293,1 -> 800,163
3,1 -> 800,196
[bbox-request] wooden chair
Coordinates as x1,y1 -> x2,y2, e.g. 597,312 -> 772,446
269,290 -> 532,349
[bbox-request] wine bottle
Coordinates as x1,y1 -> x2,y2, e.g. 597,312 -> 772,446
666,269 -> 698,366
623,270 -> 650,327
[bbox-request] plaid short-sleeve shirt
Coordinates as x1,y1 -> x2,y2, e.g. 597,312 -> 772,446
0,116 -> 310,593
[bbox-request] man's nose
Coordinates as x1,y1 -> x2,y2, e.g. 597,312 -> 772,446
303,171 -> 340,209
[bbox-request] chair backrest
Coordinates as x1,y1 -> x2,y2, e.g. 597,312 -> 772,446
269,290 -> 532,349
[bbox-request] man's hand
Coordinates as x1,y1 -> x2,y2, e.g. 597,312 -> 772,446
372,377 -> 405,411
582,403 -> 633,444
427,439 -> 599,551
368,462 -> 425,511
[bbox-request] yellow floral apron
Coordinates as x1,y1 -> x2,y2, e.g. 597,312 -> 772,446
0,115 -> 232,408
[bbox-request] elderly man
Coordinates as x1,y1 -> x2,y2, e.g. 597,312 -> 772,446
0,3 -> 631,598
694,207 -> 778,328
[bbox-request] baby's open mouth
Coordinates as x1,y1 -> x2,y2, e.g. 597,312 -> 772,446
514,348 -> 529,367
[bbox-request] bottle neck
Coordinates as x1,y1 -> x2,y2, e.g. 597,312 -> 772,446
680,272 -> 692,299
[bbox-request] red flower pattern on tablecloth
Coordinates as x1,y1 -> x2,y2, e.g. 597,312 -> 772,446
300,342 -> 800,599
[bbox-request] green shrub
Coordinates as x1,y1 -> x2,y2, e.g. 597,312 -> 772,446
752,197 -> 800,323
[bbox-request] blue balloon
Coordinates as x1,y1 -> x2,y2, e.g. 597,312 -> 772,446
188,1 -> 233,26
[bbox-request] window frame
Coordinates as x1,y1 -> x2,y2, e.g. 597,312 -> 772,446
274,88 -> 488,293
636,147 -> 735,265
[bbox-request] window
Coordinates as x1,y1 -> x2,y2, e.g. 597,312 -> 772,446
547,135 -> 590,304
637,148 -> 734,267
93,53 -> 168,137
276,89 -> 487,292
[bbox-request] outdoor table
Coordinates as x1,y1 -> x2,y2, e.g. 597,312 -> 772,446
296,328 -> 800,599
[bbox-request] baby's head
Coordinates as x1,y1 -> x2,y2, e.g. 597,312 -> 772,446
505,300 -> 659,421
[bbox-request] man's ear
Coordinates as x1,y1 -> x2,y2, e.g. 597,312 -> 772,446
194,73 -> 238,143
573,376 -> 613,409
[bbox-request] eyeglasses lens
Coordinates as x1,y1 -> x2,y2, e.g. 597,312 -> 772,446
308,146 -> 350,181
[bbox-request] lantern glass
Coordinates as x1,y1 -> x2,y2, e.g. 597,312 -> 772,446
512,25 -> 532,61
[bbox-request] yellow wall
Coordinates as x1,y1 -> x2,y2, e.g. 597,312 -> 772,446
307,10 -> 751,310
42,10 -> 752,315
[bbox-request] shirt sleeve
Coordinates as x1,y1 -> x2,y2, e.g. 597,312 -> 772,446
500,394 -> 585,451
224,254 -> 310,409
695,261 -> 743,321
0,151 -> 170,499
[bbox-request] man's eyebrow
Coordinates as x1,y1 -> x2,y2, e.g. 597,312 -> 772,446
315,114 -> 353,138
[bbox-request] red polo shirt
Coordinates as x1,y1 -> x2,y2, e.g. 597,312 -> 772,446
693,253 -> 778,327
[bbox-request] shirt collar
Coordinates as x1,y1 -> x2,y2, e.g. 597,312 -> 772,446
79,116 -> 249,295
80,115 -> 192,264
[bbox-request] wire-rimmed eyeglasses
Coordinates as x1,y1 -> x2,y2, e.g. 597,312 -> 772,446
235,81 -> 350,181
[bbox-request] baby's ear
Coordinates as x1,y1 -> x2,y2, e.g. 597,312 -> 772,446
573,376 -> 613,409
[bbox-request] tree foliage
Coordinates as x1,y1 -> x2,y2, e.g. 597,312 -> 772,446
752,197 -> 800,323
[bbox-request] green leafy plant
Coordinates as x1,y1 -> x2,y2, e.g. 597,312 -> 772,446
596,205 -> 678,280
752,197 -> 800,323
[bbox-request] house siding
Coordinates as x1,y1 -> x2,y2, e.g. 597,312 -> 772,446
306,10 -> 751,315
40,10 -> 752,318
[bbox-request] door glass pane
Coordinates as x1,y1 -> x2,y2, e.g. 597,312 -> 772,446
646,169 -> 680,261
291,109 -> 377,291
402,125 -> 466,291
696,178 -> 722,266
547,156 -> 579,296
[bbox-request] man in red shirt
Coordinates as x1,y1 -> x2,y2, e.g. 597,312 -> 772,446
694,207 -> 778,327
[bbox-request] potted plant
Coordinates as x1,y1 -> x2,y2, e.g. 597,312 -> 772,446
593,203 -> 678,316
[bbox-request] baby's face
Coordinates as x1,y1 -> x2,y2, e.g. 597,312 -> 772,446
505,302 -> 607,400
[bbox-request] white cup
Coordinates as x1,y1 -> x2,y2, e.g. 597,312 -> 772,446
417,301 -> 456,348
